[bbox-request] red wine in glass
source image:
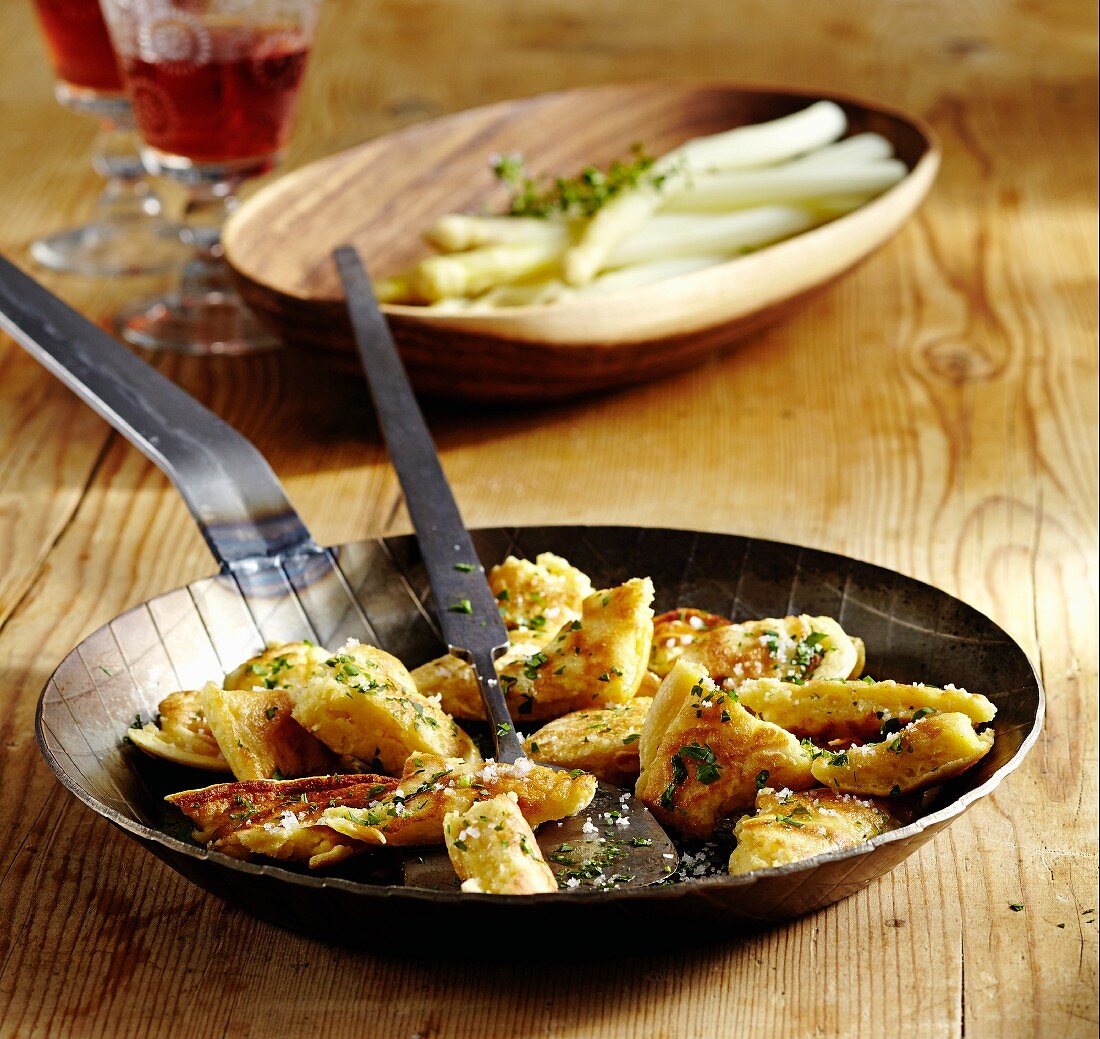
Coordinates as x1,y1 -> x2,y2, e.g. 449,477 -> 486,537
28,0 -> 185,276
100,0 -> 322,355
32,0 -> 124,95
123,24 -> 310,169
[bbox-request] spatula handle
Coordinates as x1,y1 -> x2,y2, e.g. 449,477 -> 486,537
0,253 -> 317,571
334,246 -> 524,763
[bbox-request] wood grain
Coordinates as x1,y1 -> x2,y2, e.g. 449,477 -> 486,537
0,1 -> 1096,1037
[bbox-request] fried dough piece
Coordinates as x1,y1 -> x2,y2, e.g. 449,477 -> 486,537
728,787 -> 900,875
444,793 -> 558,894
650,608 -> 732,678
319,753 -> 597,847
636,659 -> 814,838
490,553 -> 594,634
409,630 -> 546,721
200,682 -> 337,781
637,671 -> 662,697
128,689 -> 228,771
737,678 -> 997,743
414,578 -> 655,722
223,641 -> 332,691
524,698 -> 652,785
810,712 -> 995,797
680,615 -> 860,688
289,641 -> 480,773
167,773 -> 397,869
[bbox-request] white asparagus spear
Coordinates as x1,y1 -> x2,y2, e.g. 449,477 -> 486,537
412,239 -> 564,301
782,132 -> 895,168
579,255 -> 728,295
374,272 -> 420,304
409,207 -> 811,302
563,101 -> 847,285
424,213 -> 571,251
661,159 -> 908,213
607,206 -> 815,267
431,256 -> 730,311
401,196 -> 865,306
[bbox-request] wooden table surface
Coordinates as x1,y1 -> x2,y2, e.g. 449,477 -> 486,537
1,1 -> 1096,1036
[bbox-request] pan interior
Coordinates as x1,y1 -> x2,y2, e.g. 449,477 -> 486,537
36,526 -> 1042,896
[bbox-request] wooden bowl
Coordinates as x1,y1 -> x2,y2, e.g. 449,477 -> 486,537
37,526 -> 1041,951
224,83 -> 939,401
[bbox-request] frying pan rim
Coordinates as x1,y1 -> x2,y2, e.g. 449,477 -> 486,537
33,524 -> 1045,905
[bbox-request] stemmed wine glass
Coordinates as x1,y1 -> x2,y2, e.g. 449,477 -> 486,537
29,0 -> 186,276
100,0 -> 322,355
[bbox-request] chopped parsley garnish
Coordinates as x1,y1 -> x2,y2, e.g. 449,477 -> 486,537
679,742 -> 722,784
453,562 -> 476,572
493,145 -> 662,218
522,651 -> 549,681
448,599 -> 473,614
775,805 -> 812,828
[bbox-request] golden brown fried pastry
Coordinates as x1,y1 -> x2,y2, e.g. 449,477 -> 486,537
200,682 -> 337,781
524,698 -> 652,785
635,659 -> 814,838
414,578 -> 655,722
223,640 -> 332,691
128,689 -> 228,771
650,608 -> 732,678
444,793 -> 558,894
637,671 -> 662,697
489,552 -> 594,635
728,787 -> 901,875
409,630 -> 545,721
289,641 -> 480,772
737,678 -> 997,743
809,712 -> 995,797
680,615 -> 861,688
167,773 -> 394,868
319,753 -> 597,847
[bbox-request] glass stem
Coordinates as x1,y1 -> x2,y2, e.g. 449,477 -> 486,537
179,189 -> 239,298
90,115 -> 165,223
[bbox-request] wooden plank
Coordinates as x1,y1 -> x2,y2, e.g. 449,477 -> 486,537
0,1 -> 1095,1037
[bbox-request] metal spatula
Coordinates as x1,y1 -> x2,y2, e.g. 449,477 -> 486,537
335,246 -> 678,890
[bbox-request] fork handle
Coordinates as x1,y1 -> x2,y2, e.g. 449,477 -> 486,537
334,246 -> 525,762
0,253 -> 317,571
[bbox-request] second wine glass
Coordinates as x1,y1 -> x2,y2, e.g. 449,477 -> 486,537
100,0 -> 323,355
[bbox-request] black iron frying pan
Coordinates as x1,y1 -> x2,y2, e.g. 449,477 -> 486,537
0,255 -> 1043,951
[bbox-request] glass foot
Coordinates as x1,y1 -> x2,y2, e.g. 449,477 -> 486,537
116,287 -> 281,356
30,218 -> 187,277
